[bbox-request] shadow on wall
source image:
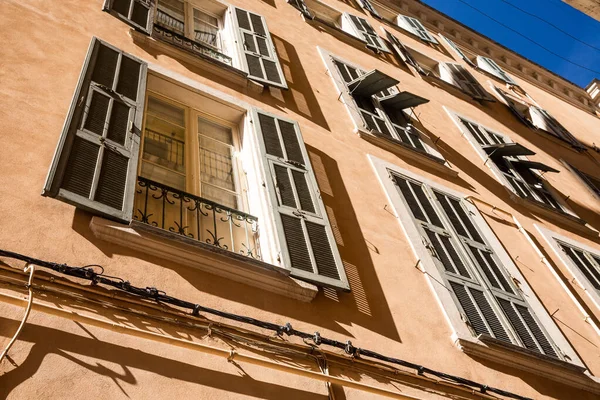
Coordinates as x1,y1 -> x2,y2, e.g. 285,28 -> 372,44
0,317 -> 327,399
69,147 -> 401,343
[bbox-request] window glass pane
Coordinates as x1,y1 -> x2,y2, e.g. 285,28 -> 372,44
141,97 -> 186,190
193,8 -> 221,49
157,0 -> 185,33
198,117 -> 239,209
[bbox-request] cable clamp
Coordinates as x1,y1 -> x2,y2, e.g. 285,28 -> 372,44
417,366 -> 425,376
227,349 -> 236,362
344,340 -> 355,356
121,281 -> 130,290
480,385 -> 488,394
146,287 -> 159,297
313,331 -> 322,345
278,322 -> 293,336
192,304 -> 201,317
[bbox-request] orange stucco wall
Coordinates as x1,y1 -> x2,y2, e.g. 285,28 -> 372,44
2,0 -> 600,399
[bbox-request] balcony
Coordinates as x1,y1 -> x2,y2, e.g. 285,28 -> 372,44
153,9 -> 232,66
133,176 -> 260,260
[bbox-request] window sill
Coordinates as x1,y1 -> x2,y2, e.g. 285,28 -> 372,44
130,29 -> 264,94
89,216 -> 319,302
357,128 -> 459,177
423,75 -> 494,103
307,17 -> 387,54
454,334 -> 600,394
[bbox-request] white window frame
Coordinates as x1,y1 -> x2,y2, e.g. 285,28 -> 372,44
340,12 -> 389,52
444,107 -> 578,219
369,154 -> 585,379
396,14 -> 438,44
537,225 -> 600,313
476,56 -> 516,85
318,47 -> 454,175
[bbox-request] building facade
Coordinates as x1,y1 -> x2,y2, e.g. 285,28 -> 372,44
2,0 -> 600,399
562,0 -> 600,21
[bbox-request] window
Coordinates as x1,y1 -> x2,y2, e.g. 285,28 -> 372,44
340,13 -> 389,52
287,0 -> 314,19
370,157 -> 585,372
493,87 -> 583,149
573,167 -> 600,198
448,111 -> 574,216
103,0 -> 154,33
537,226 -> 600,313
477,56 -> 516,85
440,35 -> 476,68
319,49 -> 446,165
357,0 -> 381,19
396,15 -> 438,44
44,37 -> 349,293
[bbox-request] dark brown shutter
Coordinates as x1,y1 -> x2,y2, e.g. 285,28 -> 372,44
43,38 -> 147,222
254,110 -> 349,290
103,0 -> 154,34
233,7 -> 287,89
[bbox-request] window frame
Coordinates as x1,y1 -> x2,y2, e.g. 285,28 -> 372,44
340,12 -> 389,53
537,225 -> 600,314
396,14 -> 439,44
103,0 -> 155,34
369,154 -> 585,373
444,107 -> 578,219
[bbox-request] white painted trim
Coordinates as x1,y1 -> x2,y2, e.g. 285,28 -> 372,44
90,217 -> 318,302
368,155 -> 592,388
536,225 -> 600,314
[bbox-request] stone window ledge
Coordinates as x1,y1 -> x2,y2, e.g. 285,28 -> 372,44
89,217 -> 318,302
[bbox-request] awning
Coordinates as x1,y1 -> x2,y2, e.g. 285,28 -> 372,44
482,142 -> 535,158
380,91 -> 429,110
348,69 -> 399,97
510,159 -> 559,173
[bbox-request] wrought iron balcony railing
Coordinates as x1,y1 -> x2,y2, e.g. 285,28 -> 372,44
133,176 -> 260,259
153,10 -> 233,66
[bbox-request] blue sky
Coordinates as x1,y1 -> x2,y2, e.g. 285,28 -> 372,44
420,0 -> 600,88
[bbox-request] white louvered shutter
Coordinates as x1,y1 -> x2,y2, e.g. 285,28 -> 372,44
253,110 -> 350,290
529,107 -> 581,147
357,0 -> 381,18
477,56 -> 516,85
393,174 -> 559,357
559,243 -> 600,296
346,14 -> 388,52
287,0 -> 314,19
232,7 -> 287,89
440,63 -> 488,99
440,35 -> 475,67
103,0 -> 154,34
43,38 -> 147,222
397,15 -> 438,44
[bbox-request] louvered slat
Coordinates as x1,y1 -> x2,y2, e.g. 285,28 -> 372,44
116,56 -> 141,101
91,45 -> 118,88
95,149 -> 129,210
426,230 -> 457,274
274,165 -> 297,208
449,196 -> 484,243
435,192 -> 468,237
564,246 -> 600,290
482,252 -> 514,294
469,246 -> 503,291
411,182 -> 443,227
279,120 -> 304,165
440,235 -> 470,278
498,298 -> 540,353
258,114 -> 284,158
393,176 -> 426,222
470,289 -> 511,342
516,305 -> 557,357
106,101 -> 130,145
131,1 -> 150,28
292,170 -> 315,213
307,221 -> 340,279
236,8 -> 251,30
62,137 -> 100,199
450,282 -> 490,336
281,214 -> 313,273
84,91 -> 110,136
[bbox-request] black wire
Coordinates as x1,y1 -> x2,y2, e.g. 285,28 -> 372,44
453,0 -> 600,76
494,0 -> 600,53
0,248 -> 532,400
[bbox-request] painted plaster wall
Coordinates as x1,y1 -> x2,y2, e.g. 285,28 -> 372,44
1,0 -> 600,399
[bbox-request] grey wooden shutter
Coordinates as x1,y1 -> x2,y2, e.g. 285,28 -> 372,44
529,107 -> 582,148
434,190 -> 558,357
493,87 -> 535,128
476,56 -> 516,85
440,63 -> 488,99
43,38 -> 147,223
103,0 -> 154,34
287,0 -> 314,19
397,15 -> 438,44
346,14 -> 388,52
575,169 -> 600,197
384,30 -> 426,74
232,7 -> 287,89
253,109 -> 349,290
560,244 -> 600,293
357,0 -> 381,19
440,35 -> 475,67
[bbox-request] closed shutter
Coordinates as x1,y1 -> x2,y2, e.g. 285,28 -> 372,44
357,0 -> 381,19
397,15 -> 438,44
103,0 -> 154,34
476,56 -> 516,85
253,110 -> 349,290
346,14 -> 388,52
529,107 -> 581,147
43,38 -> 147,222
287,0 -> 314,19
560,244 -> 600,292
232,7 -> 287,89
440,63 -> 488,99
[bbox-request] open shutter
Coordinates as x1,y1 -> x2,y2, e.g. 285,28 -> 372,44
397,15 -> 438,44
440,63 -> 488,99
493,87 -> 535,128
287,0 -> 314,19
231,7 -> 287,89
384,30 -> 426,74
529,107 -> 582,148
346,14 -> 388,52
103,0 -> 154,34
476,56 -> 516,85
43,38 -> 147,222
440,35 -> 475,67
357,0 -> 381,19
253,110 -> 349,290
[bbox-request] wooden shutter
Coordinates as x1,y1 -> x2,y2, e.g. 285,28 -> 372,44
476,56 -> 516,85
253,110 -> 349,290
560,244 -> 600,293
440,63 -> 488,99
575,169 -> 600,197
440,35 -> 475,67
397,15 -> 438,44
346,14 -> 388,52
43,38 -> 147,222
232,7 -> 287,89
384,30 -> 426,74
529,107 -> 582,147
287,0 -> 314,19
493,87 -> 535,128
357,0 -> 381,19
103,0 -> 154,34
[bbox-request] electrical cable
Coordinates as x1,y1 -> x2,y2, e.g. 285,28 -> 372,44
0,248 -> 532,400
494,0 -> 600,53
452,0 -> 600,76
